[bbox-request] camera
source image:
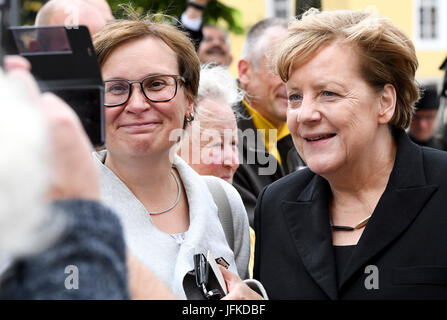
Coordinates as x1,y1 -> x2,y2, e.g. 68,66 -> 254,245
1,2 -> 105,146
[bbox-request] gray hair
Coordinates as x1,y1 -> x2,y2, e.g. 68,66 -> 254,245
240,17 -> 288,68
196,64 -> 244,117
0,69 -> 62,258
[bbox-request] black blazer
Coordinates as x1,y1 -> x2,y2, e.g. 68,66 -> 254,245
233,101 -> 305,227
253,129 -> 447,299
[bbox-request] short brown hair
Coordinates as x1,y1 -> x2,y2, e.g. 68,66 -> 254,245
274,9 -> 419,129
93,12 -> 200,104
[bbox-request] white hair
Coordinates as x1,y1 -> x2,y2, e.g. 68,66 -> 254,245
0,69 -> 60,259
35,0 -> 112,26
197,64 -> 244,112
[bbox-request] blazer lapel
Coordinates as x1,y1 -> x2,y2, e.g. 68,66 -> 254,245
339,130 -> 439,289
339,184 -> 437,289
281,175 -> 338,300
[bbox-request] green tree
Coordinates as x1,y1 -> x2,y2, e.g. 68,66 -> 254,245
21,0 -> 45,25
20,0 -> 244,34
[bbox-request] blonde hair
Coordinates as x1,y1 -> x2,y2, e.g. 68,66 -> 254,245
274,9 -> 419,129
93,9 -> 200,104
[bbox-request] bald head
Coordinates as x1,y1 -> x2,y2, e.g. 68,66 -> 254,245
84,0 -> 114,21
35,0 -> 113,36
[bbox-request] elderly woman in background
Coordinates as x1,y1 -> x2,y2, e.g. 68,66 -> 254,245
178,64 -> 242,184
92,12 -> 264,300
254,9 -> 447,299
178,64 -> 261,277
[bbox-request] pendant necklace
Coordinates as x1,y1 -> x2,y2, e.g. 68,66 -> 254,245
330,215 -> 372,231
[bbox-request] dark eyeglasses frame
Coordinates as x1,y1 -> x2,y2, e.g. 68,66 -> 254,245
104,74 -> 186,107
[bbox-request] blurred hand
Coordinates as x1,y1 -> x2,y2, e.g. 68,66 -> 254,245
219,265 -> 263,300
3,55 -> 100,201
127,252 -> 177,300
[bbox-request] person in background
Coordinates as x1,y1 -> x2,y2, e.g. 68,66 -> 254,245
178,63 -> 242,183
408,84 -> 444,150
178,64 -> 260,277
254,8 -> 447,299
197,24 -> 233,67
180,0 -> 233,67
35,0 -> 113,36
234,17 -> 305,228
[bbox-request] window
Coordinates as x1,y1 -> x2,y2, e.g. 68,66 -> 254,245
419,0 -> 438,40
414,0 -> 447,50
266,0 -> 290,18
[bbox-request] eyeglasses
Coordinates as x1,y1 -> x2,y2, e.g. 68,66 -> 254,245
104,74 -> 186,107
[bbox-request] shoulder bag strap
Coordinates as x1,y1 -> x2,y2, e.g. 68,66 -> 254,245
204,177 -> 234,252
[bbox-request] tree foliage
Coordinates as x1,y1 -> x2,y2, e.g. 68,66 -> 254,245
20,0 -> 244,34
109,0 -> 243,34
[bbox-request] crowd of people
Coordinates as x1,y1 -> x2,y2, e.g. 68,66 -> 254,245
2,0 -> 447,301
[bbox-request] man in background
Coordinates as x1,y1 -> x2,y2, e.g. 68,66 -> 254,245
197,24 -> 232,66
409,84 -> 444,150
35,0 -> 113,36
234,18 -> 305,228
181,0 -> 232,66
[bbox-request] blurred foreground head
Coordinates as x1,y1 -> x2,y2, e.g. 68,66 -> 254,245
0,65 -> 53,257
410,84 -> 439,143
178,64 -> 243,183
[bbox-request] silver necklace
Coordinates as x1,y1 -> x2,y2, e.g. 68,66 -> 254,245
148,169 -> 181,215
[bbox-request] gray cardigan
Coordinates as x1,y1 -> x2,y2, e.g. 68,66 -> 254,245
94,152 -> 251,299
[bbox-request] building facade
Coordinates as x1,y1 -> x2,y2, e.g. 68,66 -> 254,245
222,0 -> 446,84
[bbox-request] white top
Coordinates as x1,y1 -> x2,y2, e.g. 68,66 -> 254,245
93,152 -> 250,299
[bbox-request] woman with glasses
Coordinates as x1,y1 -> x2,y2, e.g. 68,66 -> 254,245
92,12 -> 264,300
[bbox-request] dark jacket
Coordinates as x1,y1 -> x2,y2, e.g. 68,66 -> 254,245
233,101 -> 305,227
179,21 -> 203,51
409,133 -> 445,151
254,129 -> 447,300
0,200 -> 129,300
